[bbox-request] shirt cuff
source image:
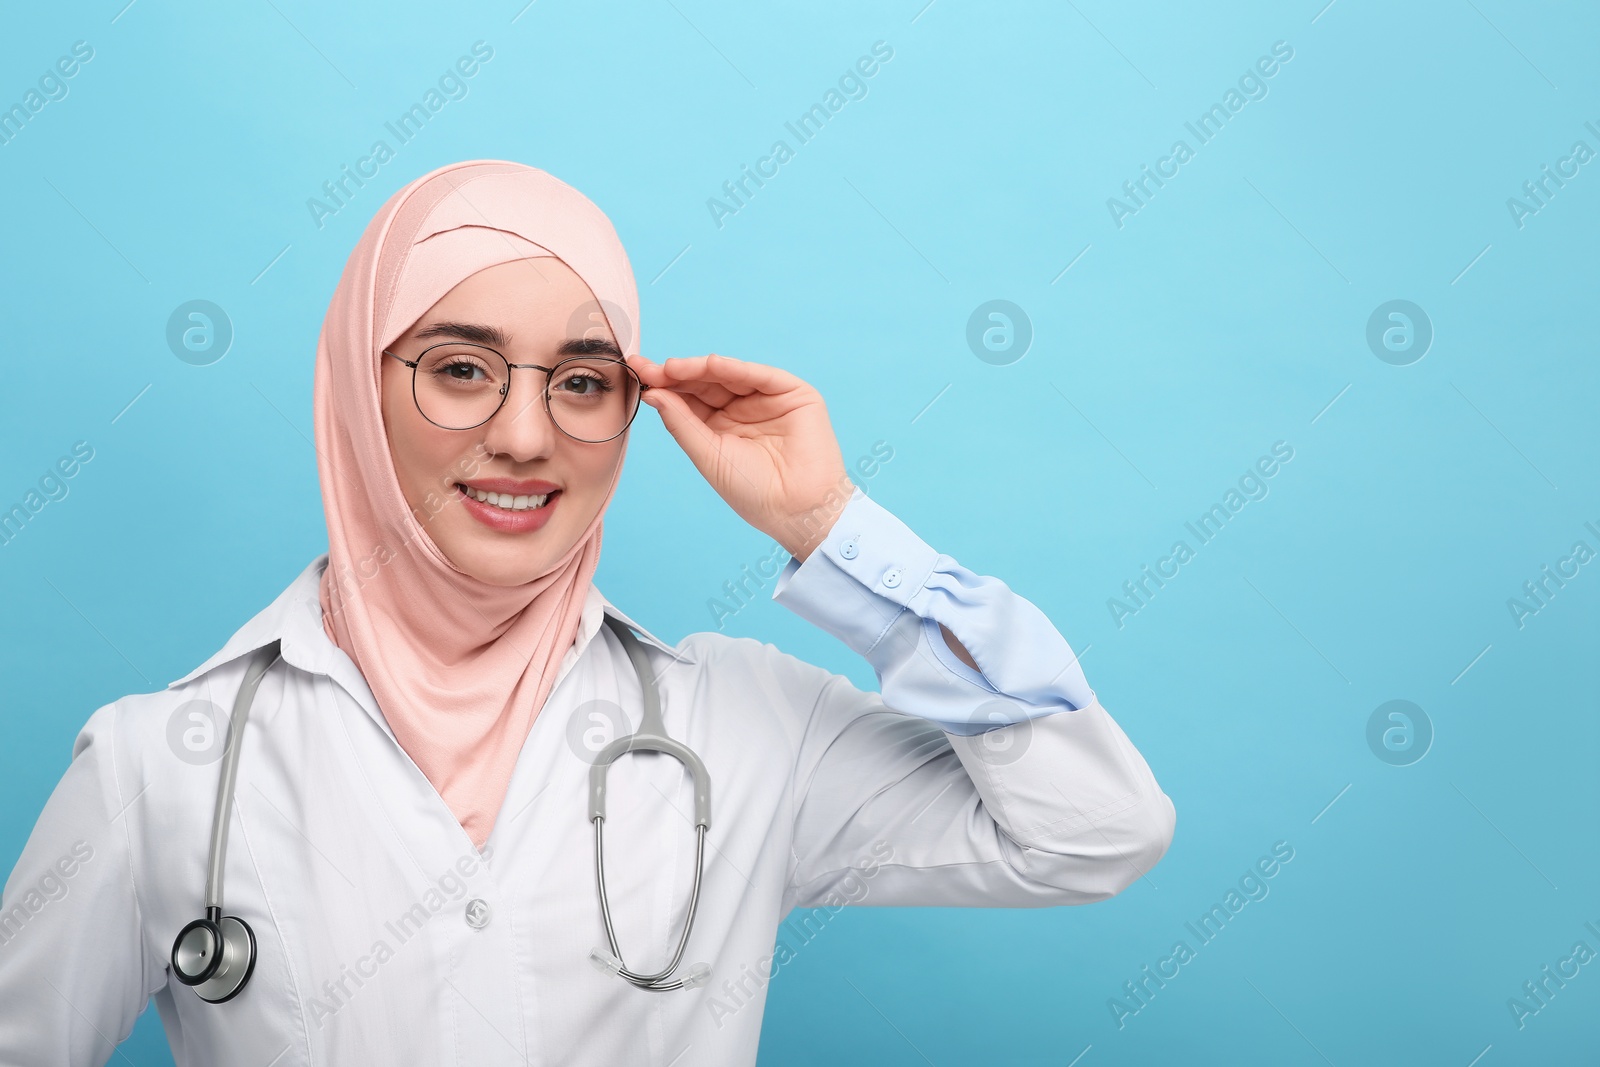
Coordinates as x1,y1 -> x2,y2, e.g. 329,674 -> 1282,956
771,486 -> 1094,734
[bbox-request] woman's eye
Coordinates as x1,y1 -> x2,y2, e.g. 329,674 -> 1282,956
440,361 -> 485,381
557,373 -> 609,395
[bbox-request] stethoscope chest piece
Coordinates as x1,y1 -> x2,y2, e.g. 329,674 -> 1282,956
172,911 -> 258,1003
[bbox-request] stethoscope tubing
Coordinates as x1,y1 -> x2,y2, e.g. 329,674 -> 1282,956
587,614 -> 714,990
593,819 -> 708,990
177,617 -> 713,1003
205,642 -> 282,911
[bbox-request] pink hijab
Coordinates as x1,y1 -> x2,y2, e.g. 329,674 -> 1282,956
313,160 -> 640,849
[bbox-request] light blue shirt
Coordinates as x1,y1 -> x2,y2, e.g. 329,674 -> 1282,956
773,486 -> 1094,735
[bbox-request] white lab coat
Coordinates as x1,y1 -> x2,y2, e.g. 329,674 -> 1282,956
0,491 -> 1175,1065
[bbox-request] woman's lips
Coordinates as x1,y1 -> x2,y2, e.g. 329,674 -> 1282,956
455,483 -> 561,533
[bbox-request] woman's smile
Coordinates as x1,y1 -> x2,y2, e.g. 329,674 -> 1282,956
454,477 -> 563,533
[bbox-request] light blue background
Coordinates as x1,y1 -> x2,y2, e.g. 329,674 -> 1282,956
2,0 -> 1596,1063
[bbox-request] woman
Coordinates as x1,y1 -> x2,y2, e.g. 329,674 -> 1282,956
0,160 -> 1175,1065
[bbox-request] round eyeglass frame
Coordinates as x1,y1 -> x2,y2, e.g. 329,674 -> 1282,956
383,342 -> 651,443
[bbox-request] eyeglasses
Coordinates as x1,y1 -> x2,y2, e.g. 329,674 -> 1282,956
383,342 -> 649,443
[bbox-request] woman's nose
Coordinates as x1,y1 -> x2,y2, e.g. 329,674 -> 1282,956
481,368 -> 559,458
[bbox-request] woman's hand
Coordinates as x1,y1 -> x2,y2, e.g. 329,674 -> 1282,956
628,353 -> 853,562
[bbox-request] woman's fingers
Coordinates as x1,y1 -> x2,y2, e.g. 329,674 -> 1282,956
640,382 -> 751,484
638,353 -> 806,397
638,373 -> 714,448
628,352 -> 850,557
658,386 -> 719,424
630,354 -> 801,425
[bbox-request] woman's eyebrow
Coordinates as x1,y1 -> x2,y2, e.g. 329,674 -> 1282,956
557,336 -> 624,359
414,321 -> 512,347
413,322 -> 622,359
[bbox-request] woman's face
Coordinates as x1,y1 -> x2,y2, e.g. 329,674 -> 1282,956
380,258 -> 629,587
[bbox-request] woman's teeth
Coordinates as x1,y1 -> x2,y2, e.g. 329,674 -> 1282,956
459,485 -> 552,511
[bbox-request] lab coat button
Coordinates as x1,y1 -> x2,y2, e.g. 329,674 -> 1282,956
465,899 -> 492,929
882,568 -> 902,588
840,540 -> 859,560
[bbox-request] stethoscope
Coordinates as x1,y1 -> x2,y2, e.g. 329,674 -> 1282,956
170,615 -> 713,1002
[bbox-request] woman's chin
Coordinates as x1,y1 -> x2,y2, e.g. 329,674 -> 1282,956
428,500 -> 588,585
443,540 -> 565,587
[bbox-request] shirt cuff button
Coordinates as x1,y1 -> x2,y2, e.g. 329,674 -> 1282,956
882,568 -> 902,588
840,539 -> 859,560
